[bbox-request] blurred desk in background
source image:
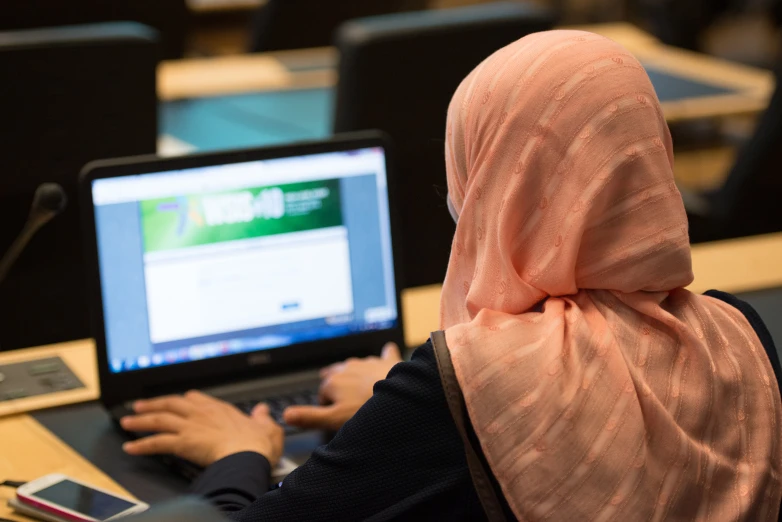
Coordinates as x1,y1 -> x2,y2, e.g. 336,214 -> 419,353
157,22 -> 773,144
573,23 -> 774,122
673,146 -> 737,192
689,233 -> 782,295
156,23 -> 773,196
187,0 -> 265,13
158,47 -> 336,101
156,23 -> 773,194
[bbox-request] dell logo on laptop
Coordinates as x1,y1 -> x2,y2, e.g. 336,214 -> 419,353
247,353 -> 272,366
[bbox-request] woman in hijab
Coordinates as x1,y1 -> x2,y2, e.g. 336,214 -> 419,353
121,30 -> 782,520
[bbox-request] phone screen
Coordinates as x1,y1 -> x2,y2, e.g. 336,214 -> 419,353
32,480 -> 136,520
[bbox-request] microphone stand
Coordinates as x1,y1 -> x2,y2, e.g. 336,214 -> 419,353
0,183 -> 68,286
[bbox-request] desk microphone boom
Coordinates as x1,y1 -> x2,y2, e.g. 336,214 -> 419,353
0,183 -> 67,285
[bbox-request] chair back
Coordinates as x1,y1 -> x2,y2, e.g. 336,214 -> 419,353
249,0 -> 427,52
333,3 -> 555,287
706,63 -> 782,241
0,22 -> 159,350
0,0 -> 187,58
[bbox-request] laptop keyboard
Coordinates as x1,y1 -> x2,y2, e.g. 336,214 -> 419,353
231,388 -> 319,434
117,387 -> 319,482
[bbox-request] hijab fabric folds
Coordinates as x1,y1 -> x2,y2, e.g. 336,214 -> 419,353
441,30 -> 782,520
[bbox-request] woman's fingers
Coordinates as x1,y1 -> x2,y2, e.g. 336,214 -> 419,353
132,395 -> 195,416
319,374 -> 341,405
381,342 -> 402,361
251,402 -> 272,419
120,412 -> 186,434
183,389 -> 217,403
320,362 -> 345,379
283,404 -> 341,431
123,433 -> 181,456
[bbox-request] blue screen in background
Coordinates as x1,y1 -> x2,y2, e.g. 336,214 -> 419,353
92,148 -> 398,373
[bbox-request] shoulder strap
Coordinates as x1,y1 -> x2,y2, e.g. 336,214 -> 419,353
431,331 -> 508,522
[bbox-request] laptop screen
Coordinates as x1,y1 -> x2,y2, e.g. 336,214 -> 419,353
91,147 -> 398,373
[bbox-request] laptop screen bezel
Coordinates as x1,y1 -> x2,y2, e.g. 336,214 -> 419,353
80,132 -> 406,408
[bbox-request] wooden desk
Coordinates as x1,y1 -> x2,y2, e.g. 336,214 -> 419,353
689,232 -> 782,294
0,341 -> 98,419
2,232 -> 781,519
0,417 -> 132,521
157,22 -> 774,123
158,47 -> 336,101
188,0 -> 264,14
569,23 -> 774,122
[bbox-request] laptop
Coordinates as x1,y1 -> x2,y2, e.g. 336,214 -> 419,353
79,133 -> 404,471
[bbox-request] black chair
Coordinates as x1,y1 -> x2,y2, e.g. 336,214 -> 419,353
633,0 -> 731,51
2,0 -> 188,59
249,0 -> 427,53
333,3 -> 556,288
686,61 -> 782,243
0,23 -> 159,350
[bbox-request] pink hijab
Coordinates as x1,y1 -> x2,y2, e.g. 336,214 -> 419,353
441,30 -> 782,520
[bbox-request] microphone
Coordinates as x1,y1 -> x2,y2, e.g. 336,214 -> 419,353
0,183 -> 68,285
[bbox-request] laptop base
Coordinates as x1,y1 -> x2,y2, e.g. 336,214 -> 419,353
108,370 -> 324,483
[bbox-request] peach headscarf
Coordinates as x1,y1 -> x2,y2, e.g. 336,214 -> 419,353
441,30 -> 782,520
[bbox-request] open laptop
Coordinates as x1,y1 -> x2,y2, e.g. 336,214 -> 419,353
79,132 -> 404,464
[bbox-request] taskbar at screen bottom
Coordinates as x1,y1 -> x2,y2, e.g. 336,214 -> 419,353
109,320 -> 397,373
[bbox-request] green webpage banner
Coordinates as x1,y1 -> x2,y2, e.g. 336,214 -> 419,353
140,179 -> 343,253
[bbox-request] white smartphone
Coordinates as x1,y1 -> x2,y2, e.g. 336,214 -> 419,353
16,473 -> 148,521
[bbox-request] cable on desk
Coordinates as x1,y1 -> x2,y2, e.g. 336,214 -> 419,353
0,480 -> 25,488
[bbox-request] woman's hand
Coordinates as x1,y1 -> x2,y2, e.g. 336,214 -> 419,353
121,390 -> 284,468
283,343 -> 403,431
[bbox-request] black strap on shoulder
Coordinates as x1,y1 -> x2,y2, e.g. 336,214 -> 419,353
431,331 -> 508,522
